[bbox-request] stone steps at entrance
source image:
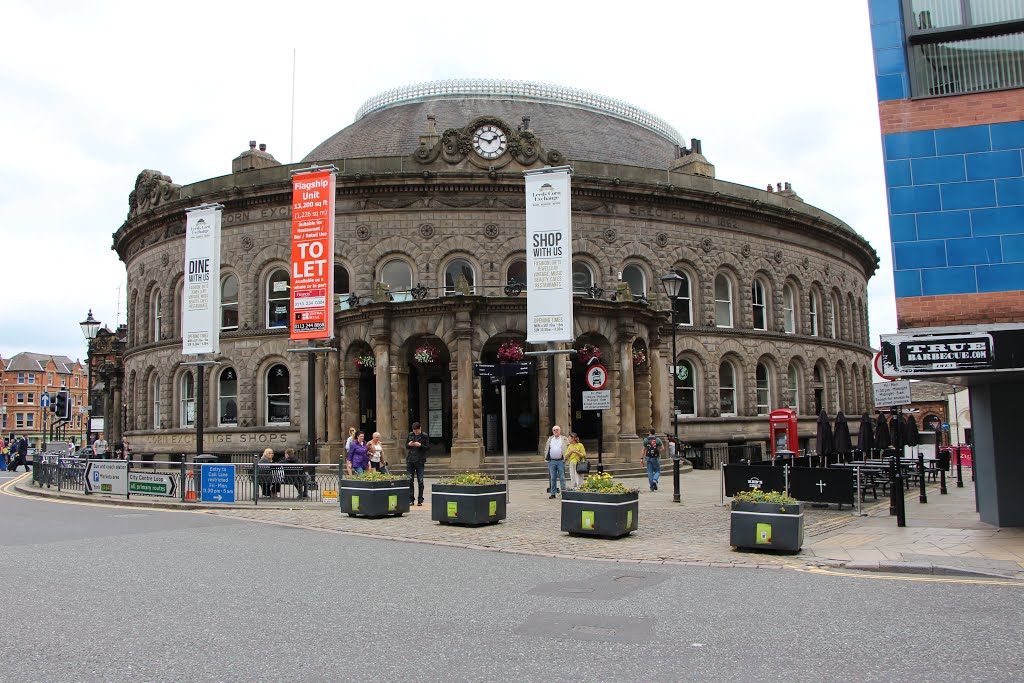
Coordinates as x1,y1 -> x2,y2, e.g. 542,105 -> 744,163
423,455 -> 655,479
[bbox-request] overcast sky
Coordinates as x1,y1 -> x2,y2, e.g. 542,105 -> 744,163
0,0 -> 894,363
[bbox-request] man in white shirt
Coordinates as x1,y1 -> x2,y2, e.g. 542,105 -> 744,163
93,433 -> 108,459
544,425 -> 570,499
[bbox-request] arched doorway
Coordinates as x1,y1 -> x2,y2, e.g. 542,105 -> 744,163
480,336 -> 538,453
346,343 -> 376,438
406,336 -> 452,453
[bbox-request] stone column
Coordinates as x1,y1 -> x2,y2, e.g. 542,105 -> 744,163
618,341 -> 636,437
650,347 -> 668,434
373,338 -> 392,446
111,375 -> 123,446
554,348 -> 570,433
450,308 -> 482,468
326,350 -> 340,444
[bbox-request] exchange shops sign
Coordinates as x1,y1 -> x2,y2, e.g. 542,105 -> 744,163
879,328 -> 1024,376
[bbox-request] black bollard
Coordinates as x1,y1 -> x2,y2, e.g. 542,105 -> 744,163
672,458 -> 681,503
940,468 -> 948,495
918,453 -> 928,504
955,446 -> 964,488
889,455 -> 898,517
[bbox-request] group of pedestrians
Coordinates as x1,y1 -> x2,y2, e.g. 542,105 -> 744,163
2,435 -> 30,472
543,425 -> 674,497
343,422 -> 430,506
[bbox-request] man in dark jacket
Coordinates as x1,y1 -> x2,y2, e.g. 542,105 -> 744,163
282,447 -> 307,499
9,436 -> 30,472
406,422 -> 430,506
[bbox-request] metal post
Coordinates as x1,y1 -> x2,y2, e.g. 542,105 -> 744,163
940,467 -> 948,495
855,466 -> 863,516
307,344 -> 316,463
596,410 -> 604,473
500,379 -> 510,504
547,344 -> 555,432
955,446 -> 964,488
670,304 -> 681,503
180,458 -> 186,502
889,454 -> 898,517
918,452 -> 927,504
894,455 -> 906,527
195,366 -> 204,459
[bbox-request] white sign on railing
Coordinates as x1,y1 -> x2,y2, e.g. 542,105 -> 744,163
873,380 -> 912,407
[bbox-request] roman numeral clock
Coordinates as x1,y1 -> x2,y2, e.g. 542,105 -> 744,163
471,124 -> 508,159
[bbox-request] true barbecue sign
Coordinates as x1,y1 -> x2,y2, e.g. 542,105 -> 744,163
883,333 -> 994,375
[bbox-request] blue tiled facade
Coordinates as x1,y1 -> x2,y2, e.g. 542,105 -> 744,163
869,0 -> 1024,299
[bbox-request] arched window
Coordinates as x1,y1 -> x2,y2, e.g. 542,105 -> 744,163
622,264 -> 646,300
714,274 -> 733,327
444,258 -> 476,295
756,362 -> 771,415
266,364 -> 290,425
221,274 -> 239,331
719,361 -> 737,416
813,364 -> 826,414
752,279 -> 767,331
809,291 -> 819,337
218,367 -> 238,426
787,363 -> 800,412
266,269 -> 290,329
380,259 -> 412,292
572,261 -> 594,295
506,259 -> 527,291
334,263 -> 350,296
783,284 -> 796,334
672,270 -> 692,325
675,359 -> 696,417
152,289 -> 162,342
830,292 -> 841,340
179,372 -> 195,428
835,365 -> 846,413
151,376 -> 161,429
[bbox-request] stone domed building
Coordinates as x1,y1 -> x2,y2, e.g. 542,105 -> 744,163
115,79 -> 878,469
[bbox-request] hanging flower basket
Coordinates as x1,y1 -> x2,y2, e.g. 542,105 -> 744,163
497,341 -> 525,363
576,343 -> 602,365
632,348 -> 647,366
414,344 -> 440,364
355,354 -> 375,371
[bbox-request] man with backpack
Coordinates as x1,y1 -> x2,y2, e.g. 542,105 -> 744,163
642,428 -> 663,492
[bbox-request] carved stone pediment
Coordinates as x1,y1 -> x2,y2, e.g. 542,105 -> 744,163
413,116 -> 565,170
128,170 -> 181,219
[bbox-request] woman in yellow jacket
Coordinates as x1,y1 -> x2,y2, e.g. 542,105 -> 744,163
565,432 -> 588,490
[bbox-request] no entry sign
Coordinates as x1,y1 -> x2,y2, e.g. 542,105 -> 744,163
585,364 -> 608,390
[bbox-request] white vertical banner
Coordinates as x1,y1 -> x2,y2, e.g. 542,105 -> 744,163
525,167 -> 573,344
182,205 -> 222,355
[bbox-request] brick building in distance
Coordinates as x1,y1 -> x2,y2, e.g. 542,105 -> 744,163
868,0 -> 1024,525
1,352 -> 88,449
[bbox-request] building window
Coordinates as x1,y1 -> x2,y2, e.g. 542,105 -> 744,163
47,373 -> 53,386
152,289 -> 161,341
15,413 -> 24,428
266,269 -> 290,329
719,361 -> 737,416
809,292 -> 819,337
783,284 -> 796,334
714,274 -> 733,328
17,373 -> 24,384
572,261 -> 594,295
266,364 -> 290,425
622,264 -> 646,300
752,279 -> 767,331
221,274 -> 239,331
152,376 -> 161,429
334,264 -> 350,297
28,373 -> 35,384
672,270 -> 692,325
444,258 -> 476,295
905,0 -> 1024,97
675,359 -> 696,417
218,368 -> 238,426
27,393 -> 34,405
16,393 -> 24,404
756,363 -> 771,415
179,372 -> 195,428
380,259 -> 412,292
813,364 -> 826,415
506,259 -> 527,291
27,413 -> 34,427
74,375 -> 80,388
830,292 -> 840,340
787,363 -> 801,412
1,415 -> 5,429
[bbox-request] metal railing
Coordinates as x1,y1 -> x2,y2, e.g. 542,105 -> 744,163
685,444 -> 764,470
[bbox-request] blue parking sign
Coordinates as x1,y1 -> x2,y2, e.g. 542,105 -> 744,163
200,464 -> 235,503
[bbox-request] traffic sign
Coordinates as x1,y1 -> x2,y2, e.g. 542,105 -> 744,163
85,461 -> 128,495
40,393 -> 50,408
200,463 -> 235,503
128,472 -> 176,497
585,364 -> 608,390
942,422 -> 950,430
582,389 -> 611,410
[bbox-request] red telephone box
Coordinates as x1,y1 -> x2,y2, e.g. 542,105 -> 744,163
769,408 -> 799,458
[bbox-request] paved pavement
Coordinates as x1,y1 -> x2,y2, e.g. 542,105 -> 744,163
10,466 -> 1024,579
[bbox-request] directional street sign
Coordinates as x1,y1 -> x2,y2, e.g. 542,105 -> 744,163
200,463 -> 235,503
85,461 -> 128,495
40,393 -> 50,409
473,362 -> 533,384
584,364 -> 608,390
128,472 -> 176,497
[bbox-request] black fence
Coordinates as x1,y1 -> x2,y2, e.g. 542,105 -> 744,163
686,444 -> 764,470
724,463 -> 856,508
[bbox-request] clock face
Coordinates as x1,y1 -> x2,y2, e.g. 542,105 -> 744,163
472,125 -> 508,159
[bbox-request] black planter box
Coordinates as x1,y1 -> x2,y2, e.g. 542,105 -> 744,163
729,500 -> 804,551
560,490 -> 639,538
431,483 -> 507,526
339,478 -> 411,517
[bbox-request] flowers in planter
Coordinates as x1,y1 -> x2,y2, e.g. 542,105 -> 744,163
437,472 -> 500,486
632,348 -> 647,366
578,471 -> 638,495
346,470 -> 405,481
497,341 -> 525,362
414,344 -> 440,364
576,343 -> 602,364
732,489 -> 797,507
355,354 -> 375,371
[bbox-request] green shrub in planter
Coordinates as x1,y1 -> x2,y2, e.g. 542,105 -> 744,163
431,473 -> 507,526
561,472 -> 639,538
729,489 -> 804,552
339,471 -> 410,518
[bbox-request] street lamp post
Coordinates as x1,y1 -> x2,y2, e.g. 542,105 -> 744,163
660,271 -> 685,504
80,309 -> 101,446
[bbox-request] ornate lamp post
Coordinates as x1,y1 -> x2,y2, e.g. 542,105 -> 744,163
661,271 -> 685,503
79,309 -> 101,445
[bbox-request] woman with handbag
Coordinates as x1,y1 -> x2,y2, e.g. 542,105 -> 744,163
367,432 -> 386,472
565,432 -> 588,490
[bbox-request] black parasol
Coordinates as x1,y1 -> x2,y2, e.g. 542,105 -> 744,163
857,412 -> 874,455
833,411 -> 852,458
815,410 -> 834,458
875,413 -> 891,451
904,415 -> 920,449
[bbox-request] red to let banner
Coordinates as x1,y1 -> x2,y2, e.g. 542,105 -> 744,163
290,169 -> 335,340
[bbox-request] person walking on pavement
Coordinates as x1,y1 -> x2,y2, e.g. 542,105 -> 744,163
544,425 -> 569,499
93,433 -> 109,459
9,435 -> 30,472
406,422 -> 429,506
347,431 -> 369,475
642,428 -> 663,491
565,432 -> 587,491
367,432 -> 386,472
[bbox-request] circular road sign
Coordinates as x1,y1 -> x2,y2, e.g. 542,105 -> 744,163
873,351 -> 897,381
585,364 -> 608,390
